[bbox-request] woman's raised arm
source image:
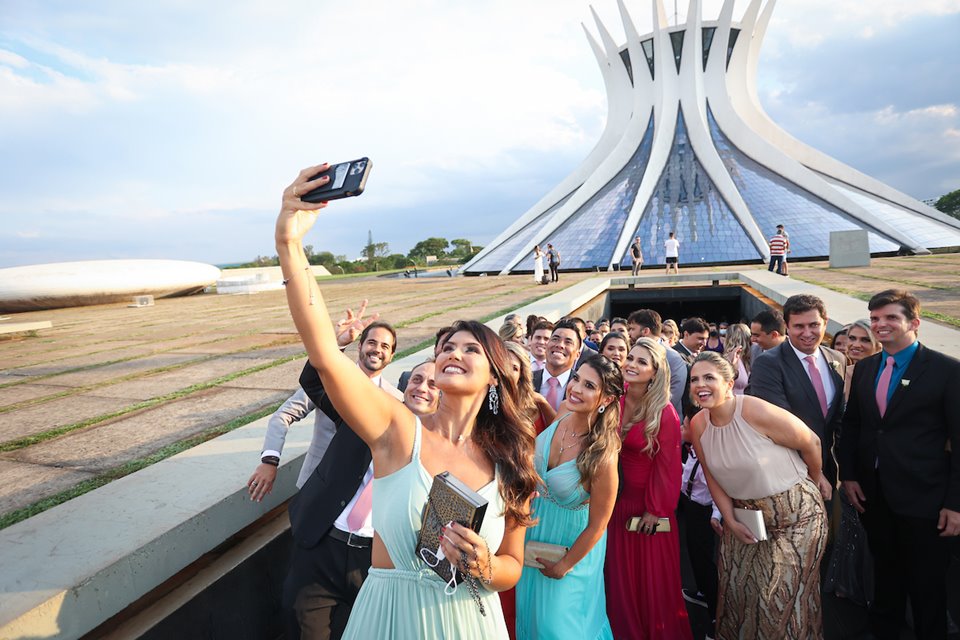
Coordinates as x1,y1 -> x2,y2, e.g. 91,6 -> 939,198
275,165 -> 413,457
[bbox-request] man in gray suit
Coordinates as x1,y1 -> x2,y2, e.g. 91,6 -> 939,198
747,294 -> 845,488
247,307 -> 402,503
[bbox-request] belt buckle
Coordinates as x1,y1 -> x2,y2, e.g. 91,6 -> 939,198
346,532 -> 366,548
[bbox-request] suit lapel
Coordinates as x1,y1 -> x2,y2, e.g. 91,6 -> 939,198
857,353 -> 883,422
782,344 -> 821,411
820,346 -> 845,418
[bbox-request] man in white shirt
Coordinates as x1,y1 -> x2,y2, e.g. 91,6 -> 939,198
664,231 -> 680,275
247,311 -> 402,502
528,320 -> 554,373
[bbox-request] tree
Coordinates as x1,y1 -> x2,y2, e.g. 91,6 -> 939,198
407,237 -> 449,264
449,238 -> 472,259
361,230 -> 390,270
934,188 -> 960,221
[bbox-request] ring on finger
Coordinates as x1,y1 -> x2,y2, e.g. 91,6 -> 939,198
293,186 -> 299,197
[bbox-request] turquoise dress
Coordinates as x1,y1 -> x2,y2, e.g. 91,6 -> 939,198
342,419 -> 509,639
515,418 -> 614,639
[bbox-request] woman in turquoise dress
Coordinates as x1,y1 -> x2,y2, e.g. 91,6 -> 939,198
516,354 -> 623,639
275,166 -> 540,639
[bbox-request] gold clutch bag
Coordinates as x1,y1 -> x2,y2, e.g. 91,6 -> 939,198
415,471 -> 488,585
523,540 -> 568,569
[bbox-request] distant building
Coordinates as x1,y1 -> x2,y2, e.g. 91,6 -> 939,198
464,0 -> 960,274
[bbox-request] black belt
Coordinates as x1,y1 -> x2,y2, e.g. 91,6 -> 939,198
328,527 -> 373,548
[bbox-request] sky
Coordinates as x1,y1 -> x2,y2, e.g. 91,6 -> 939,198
1,0 -> 958,268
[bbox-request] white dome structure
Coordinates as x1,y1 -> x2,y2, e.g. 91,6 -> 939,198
464,0 -> 960,274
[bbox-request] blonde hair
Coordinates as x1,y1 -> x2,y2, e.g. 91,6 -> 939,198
623,338 -> 671,456
723,323 -> 752,373
503,340 -> 538,419
574,354 -> 624,485
498,321 -> 525,344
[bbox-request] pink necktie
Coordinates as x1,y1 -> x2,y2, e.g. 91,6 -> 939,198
804,355 -> 829,417
545,376 -> 560,411
875,355 -> 896,417
346,480 -> 373,531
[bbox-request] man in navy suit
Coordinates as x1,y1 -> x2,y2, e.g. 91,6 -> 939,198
839,289 -> 960,639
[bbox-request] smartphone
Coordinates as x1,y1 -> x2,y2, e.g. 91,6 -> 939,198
300,158 -> 372,203
626,516 -> 671,533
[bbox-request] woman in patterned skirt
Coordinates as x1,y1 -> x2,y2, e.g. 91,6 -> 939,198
687,351 -> 831,639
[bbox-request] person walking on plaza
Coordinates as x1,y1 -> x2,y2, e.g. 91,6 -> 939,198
532,245 -> 545,285
767,226 -> 788,276
839,289 -> 960,640
546,243 -> 561,283
777,224 -> 791,276
629,236 -> 644,276
664,232 -> 680,275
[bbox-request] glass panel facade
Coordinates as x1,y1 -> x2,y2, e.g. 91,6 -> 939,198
619,48 -> 634,86
818,175 -> 960,249
669,31 -> 684,72
517,114 -> 657,270
641,39 -> 655,79
726,29 -> 740,69
620,111 -> 761,266
706,108 -> 901,256
466,192 -> 575,273
702,27 -> 716,71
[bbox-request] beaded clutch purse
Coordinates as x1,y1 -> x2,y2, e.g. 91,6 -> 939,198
415,471 -> 488,585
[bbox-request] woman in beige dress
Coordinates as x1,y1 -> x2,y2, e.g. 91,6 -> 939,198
688,351 -> 830,639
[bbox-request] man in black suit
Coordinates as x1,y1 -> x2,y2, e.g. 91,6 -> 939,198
674,317 -> 709,363
747,295 -> 845,488
749,309 -> 786,362
283,320 -> 401,640
533,318 -> 582,412
565,316 -> 599,368
839,289 -> 960,640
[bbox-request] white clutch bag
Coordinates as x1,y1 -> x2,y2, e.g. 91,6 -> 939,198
733,507 -> 768,541
523,541 -> 568,569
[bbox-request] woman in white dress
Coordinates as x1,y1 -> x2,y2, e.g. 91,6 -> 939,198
533,245 -> 544,284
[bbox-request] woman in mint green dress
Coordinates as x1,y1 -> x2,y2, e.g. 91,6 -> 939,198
516,354 -> 623,639
275,167 -> 540,639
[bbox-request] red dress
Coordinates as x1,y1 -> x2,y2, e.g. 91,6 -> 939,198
605,399 -> 692,639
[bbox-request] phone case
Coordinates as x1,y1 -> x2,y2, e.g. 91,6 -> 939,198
301,158 -> 372,203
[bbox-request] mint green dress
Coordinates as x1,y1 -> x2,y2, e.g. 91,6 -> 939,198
515,418 -> 614,640
341,419 -> 509,639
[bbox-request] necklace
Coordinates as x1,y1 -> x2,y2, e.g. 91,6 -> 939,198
558,424 -> 588,455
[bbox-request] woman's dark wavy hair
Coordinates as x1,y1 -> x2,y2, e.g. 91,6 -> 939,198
441,320 -> 539,527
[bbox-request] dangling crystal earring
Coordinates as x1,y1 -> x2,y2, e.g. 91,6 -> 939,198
487,385 -> 500,415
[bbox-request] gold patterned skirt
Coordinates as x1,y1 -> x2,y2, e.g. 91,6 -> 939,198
717,478 -> 828,640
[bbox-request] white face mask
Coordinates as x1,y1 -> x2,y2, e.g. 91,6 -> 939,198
418,520 -> 460,595
719,329 -> 727,336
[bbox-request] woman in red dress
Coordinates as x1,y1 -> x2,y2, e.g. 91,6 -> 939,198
605,337 -> 692,639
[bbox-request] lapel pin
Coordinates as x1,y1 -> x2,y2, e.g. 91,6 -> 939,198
901,379 -> 910,387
